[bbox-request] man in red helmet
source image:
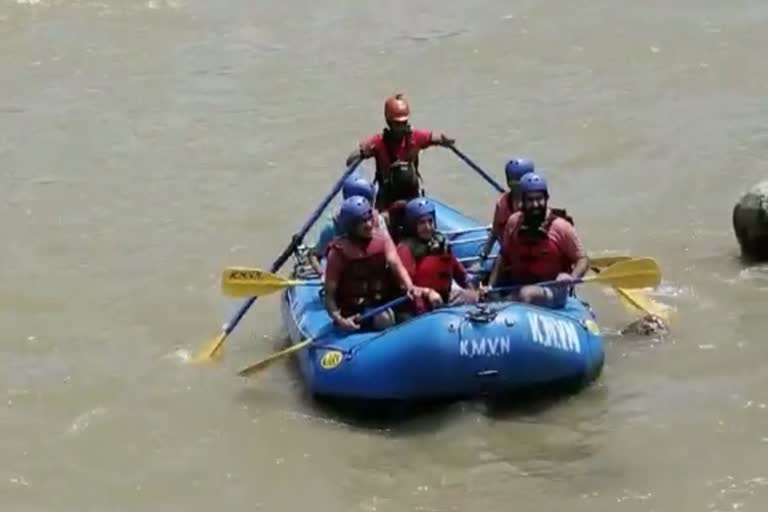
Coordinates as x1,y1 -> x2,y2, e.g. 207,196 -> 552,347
345,94 -> 455,210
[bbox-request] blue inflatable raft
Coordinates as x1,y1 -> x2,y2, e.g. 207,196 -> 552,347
282,197 -> 605,401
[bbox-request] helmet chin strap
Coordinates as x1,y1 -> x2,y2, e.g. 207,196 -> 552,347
417,229 -> 434,242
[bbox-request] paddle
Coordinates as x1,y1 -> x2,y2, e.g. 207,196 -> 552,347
490,257 -> 661,294
221,267 -> 322,298
220,255 -> 644,298
191,158 -> 363,363
237,295 -> 409,378
221,257 -> 660,301
589,263 -> 669,321
460,254 -> 633,268
614,287 -> 669,320
445,145 -> 505,193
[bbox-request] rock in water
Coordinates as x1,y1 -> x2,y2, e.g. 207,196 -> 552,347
620,313 -> 668,336
733,180 -> 768,260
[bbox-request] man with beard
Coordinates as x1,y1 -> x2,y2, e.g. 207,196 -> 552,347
478,157 -> 536,263
487,173 -> 589,309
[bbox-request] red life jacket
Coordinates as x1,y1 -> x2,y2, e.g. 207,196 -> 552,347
327,234 -> 398,316
401,234 -> 454,302
371,128 -> 420,179
371,131 -> 424,210
499,209 -> 575,284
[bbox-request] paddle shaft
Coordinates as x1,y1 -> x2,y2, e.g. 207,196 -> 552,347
223,272 -> 599,297
223,254 -> 636,292
237,295 -> 409,376
220,159 -> 363,337
447,145 -> 505,193
222,255 -> 636,295
490,279 -> 578,294
325,295 -> 410,332
461,254 -> 632,267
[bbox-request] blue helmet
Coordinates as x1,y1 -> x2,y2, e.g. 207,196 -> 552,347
342,175 -> 375,201
337,195 -> 373,233
519,172 -> 549,197
505,158 -> 535,183
404,197 -> 436,228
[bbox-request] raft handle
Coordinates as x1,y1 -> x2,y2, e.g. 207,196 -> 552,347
465,304 -> 498,323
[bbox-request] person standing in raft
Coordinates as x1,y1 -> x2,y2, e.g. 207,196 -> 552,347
487,173 -> 589,309
478,158 -> 536,263
396,198 -> 482,315
345,94 -> 455,210
307,175 -> 388,276
324,195 -> 442,331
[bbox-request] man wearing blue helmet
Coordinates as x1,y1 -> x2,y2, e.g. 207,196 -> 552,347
396,198 -> 481,314
488,172 -> 589,309
478,158 -> 535,262
307,174 -> 389,275
324,195 -> 441,331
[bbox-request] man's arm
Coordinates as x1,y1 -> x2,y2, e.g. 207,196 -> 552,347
385,237 -> 414,290
556,220 -> 589,279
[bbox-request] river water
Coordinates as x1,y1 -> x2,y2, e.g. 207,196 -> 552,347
3,0 -> 768,510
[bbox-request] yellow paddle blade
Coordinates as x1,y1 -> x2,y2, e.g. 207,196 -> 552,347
586,257 -> 670,322
585,257 -> 661,290
220,267 -> 305,297
614,287 -> 671,321
238,339 -> 312,378
190,332 -> 226,364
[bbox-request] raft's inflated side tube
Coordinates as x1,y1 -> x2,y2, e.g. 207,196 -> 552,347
283,284 -> 603,401
733,180 -> 768,260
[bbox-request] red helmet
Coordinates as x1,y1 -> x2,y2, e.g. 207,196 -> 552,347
384,94 -> 410,122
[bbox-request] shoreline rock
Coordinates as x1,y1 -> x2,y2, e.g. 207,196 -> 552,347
733,180 -> 768,261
